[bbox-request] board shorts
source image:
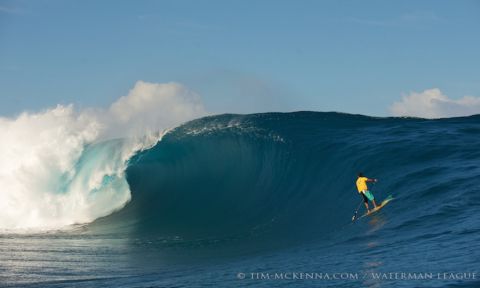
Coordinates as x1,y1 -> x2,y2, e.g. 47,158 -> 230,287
361,190 -> 374,203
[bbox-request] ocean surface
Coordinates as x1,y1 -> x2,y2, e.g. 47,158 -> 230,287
1,112 -> 479,287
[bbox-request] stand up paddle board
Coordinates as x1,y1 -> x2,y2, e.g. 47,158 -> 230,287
356,195 -> 394,220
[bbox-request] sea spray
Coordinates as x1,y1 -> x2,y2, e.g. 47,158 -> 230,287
0,81 -> 206,231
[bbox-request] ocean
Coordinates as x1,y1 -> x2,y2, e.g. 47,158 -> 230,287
0,112 -> 479,287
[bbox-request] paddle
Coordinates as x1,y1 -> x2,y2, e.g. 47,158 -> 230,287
351,200 -> 363,221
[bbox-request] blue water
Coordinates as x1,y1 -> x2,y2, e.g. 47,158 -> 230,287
1,112 -> 479,287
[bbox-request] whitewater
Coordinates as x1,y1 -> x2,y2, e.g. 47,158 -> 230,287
0,81 -> 206,231
0,86 -> 479,287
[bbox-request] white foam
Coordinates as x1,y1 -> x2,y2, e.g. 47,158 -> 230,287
0,81 -> 206,231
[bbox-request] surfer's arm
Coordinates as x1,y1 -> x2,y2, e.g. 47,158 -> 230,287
366,178 -> 378,183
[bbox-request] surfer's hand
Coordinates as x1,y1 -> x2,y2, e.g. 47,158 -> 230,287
374,179 -> 378,182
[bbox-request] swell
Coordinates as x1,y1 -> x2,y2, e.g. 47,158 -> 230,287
91,112 -> 480,244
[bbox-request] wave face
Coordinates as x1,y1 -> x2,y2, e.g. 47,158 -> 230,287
94,112 -> 480,243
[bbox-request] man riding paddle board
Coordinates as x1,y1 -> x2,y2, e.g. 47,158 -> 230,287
356,173 -> 378,213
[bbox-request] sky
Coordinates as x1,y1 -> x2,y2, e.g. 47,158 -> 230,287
1,0 -> 480,118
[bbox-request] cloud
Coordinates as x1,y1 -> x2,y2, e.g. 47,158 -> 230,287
0,5 -> 22,14
344,10 -> 441,28
390,88 -> 480,118
184,69 -> 295,114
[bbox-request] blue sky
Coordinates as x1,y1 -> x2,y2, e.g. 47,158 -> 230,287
1,0 -> 479,117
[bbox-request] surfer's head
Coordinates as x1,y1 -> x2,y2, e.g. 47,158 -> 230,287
358,172 -> 364,178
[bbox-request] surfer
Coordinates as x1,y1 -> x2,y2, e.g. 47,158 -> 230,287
356,173 -> 378,213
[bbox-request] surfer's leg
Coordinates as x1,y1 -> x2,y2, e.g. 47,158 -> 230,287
364,190 -> 376,208
364,202 -> 370,213
361,192 -> 370,212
